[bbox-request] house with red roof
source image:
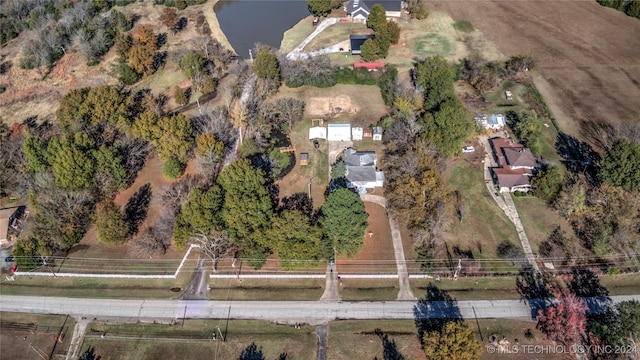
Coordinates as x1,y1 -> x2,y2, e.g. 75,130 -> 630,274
489,137 -> 539,192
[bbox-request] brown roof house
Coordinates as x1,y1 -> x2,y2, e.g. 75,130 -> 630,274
490,138 -> 538,192
0,206 -> 25,247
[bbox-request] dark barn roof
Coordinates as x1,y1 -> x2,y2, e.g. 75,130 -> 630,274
350,34 -> 375,54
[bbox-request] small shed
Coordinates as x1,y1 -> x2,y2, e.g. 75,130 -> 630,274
353,62 -> 385,71
309,126 -> 327,140
352,127 -> 363,141
327,123 -> 352,141
372,126 -> 383,141
363,128 -> 372,138
300,153 -> 309,166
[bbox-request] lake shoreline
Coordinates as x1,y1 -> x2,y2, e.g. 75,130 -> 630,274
204,0 -> 237,55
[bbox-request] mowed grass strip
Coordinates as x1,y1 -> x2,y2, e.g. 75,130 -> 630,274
328,320 -> 424,359
209,278 -> 325,301
304,22 -> 368,52
81,320 -> 317,360
0,275 -> 190,299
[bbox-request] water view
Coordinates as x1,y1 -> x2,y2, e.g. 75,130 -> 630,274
214,0 -> 311,57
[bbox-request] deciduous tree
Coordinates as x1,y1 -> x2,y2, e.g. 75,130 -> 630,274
421,321 -> 481,360
321,188 -> 368,257
420,97 -> 471,156
160,7 -> 179,33
253,49 -> 280,80
536,292 -> 588,345
95,200 -> 128,245
306,0 -> 332,17
414,56 -> 455,111
600,138 -> 640,190
532,165 -> 564,203
173,85 -> 188,106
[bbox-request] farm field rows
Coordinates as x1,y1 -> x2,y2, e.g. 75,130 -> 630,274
426,0 -> 640,144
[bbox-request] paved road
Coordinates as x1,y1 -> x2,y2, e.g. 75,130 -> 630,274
320,263 -> 340,301
180,257 -> 209,300
2,295 -> 639,324
316,325 -> 327,360
360,194 -> 415,301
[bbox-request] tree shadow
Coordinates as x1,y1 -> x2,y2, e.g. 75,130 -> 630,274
124,183 -> 152,236
279,192 -> 313,218
413,283 -> 462,340
238,342 -> 264,360
175,17 -> 188,33
515,264 -> 554,318
374,328 -> 406,360
569,266 -> 612,316
79,346 -> 101,360
555,133 -> 601,185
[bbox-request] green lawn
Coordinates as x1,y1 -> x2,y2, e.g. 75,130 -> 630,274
511,195 -> 575,253
339,278 -> 399,301
445,160 -> 520,271
411,277 -> 520,301
0,275 -> 190,299
304,22 -> 368,52
80,320 -> 317,360
280,15 -> 316,53
209,278 -> 325,301
328,320 -> 424,360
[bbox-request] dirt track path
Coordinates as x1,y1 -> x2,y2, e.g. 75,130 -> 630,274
360,194 -> 416,301
65,318 -> 89,360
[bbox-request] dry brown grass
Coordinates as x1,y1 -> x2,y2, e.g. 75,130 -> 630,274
426,0 -> 640,145
0,313 -> 75,360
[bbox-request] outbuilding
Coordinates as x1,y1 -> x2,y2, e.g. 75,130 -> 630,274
327,123 -> 352,141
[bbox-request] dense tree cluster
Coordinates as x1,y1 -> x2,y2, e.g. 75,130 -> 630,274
406,0 -> 430,19
361,5 -> 401,62
321,188 -> 369,257
305,0 -> 342,17
1,0 -> 132,69
505,110 -> 542,154
597,0 -> 640,18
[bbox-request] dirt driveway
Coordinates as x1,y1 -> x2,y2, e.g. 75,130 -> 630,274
427,1 -> 640,145
328,140 -> 352,167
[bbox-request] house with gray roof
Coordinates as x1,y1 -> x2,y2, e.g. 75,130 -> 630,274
344,148 -> 384,191
347,0 -> 403,22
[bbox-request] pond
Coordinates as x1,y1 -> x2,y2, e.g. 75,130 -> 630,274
214,0 -> 310,57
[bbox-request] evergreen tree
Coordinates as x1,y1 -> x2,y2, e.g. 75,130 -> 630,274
321,188 -> 368,257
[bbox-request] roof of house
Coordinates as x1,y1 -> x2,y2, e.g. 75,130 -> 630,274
503,147 -> 537,168
348,0 -> 402,14
489,114 -> 505,126
0,207 -> 18,242
346,166 -> 377,183
300,153 -> 309,160
490,137 -> 523,167
373,126 -> 383,135
345,148 -> 377,166
493,168 -> 533,189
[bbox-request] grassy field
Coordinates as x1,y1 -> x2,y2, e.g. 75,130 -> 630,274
328,320 -> 424,359
208,278 -> 325,301
0,273 -> 191,299
444,160 -> 520,267
276,115 -> 329,207
280,16 -> 316,53
0,312 -> 75,360
339,278 -> 399,301
304,22 -> 368,52
411,277 -> 520,301
80,320 -> 317,360
510,195 -> 575,253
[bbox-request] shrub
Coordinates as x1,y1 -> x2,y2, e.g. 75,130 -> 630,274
162,159 -> 184,179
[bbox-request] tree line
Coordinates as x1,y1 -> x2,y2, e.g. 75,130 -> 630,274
597,0 -> 640,18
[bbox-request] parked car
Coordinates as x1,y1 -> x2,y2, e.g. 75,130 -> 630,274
313,139 -> 320,149
462,146 -> 475,153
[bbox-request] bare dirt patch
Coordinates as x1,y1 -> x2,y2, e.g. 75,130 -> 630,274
307,94 -> 359,117
336,201 -> 396,274
426,0 -> 640,144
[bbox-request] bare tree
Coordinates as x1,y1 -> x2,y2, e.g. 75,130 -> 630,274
272,97 -> 305,131
189,231 -> 236,271
129,229 -> 170,258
